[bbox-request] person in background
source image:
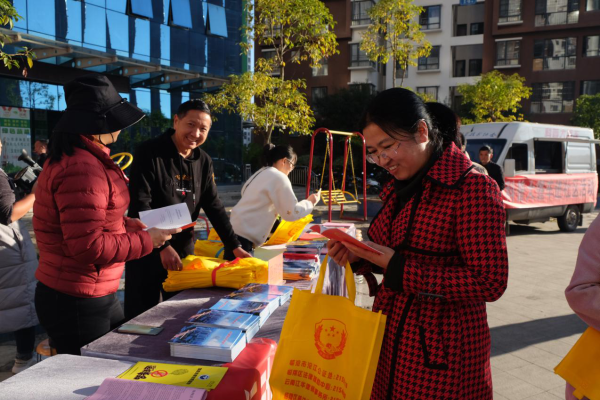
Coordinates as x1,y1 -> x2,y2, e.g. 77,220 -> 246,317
125,99 -> 251,321
457,133 -> 487,175
227,144 -> 320,258
564,214 -> 600,400
479,144 -> 505,190
326,88 -> 508,399
33,75 -> 177,355
0,140 -> 38,374
33,139 -> 48,167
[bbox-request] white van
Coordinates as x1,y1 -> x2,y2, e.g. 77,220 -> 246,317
461,122 -> 598,233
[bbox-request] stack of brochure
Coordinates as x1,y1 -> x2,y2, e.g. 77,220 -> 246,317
232,283 -> 294,305
186,309 -> 261,340
210,299 -> 272,327
169,325 -> 247,362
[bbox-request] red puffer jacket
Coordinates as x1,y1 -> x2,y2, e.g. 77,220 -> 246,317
33,136 -> 153,298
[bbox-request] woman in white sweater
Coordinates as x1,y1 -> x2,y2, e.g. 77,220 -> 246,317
227,145 -> 320,258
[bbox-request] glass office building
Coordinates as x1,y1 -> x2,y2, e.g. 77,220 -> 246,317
0,0 -> 245,183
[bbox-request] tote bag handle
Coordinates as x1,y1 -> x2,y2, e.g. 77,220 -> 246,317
315,255 -> 356,303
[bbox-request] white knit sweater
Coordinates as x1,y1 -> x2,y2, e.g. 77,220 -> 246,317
230,167 -> 314,246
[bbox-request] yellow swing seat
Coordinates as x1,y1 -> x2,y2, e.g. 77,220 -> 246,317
321,190 -> 361,205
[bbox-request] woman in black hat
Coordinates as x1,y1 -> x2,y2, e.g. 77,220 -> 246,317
32,75 -> 179,355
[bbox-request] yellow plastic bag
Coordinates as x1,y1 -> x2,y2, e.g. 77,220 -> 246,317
162,255 -> 269,292
194,239 -> 225,259
265,214 -> 313,245
555,326 -> 600,400
270,256 -> 386,400
208,229 -> 220,241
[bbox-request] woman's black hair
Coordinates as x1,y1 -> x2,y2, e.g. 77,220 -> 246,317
359,88 -> 460,154
262,144 -> 297,167
47,133 -> 87,164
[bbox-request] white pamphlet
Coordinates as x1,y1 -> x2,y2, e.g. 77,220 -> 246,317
139,203 -> 193,230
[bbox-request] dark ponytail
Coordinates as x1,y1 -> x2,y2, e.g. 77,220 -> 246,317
425,102 -> 461,148
262,144 -> 297,167
48,133 -> 87,164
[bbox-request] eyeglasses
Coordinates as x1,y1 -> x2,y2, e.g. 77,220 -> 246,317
286,159 -> 295,169
366,141 -> 401,164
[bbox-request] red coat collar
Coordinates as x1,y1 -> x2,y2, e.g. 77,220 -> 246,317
425,143 -> 473,189
79,135 -> 128,182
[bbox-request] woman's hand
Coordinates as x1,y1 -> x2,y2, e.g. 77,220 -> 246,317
125,217 -> 147,232
148,227 -> 181,248
308,190 -> 321,206
326,239 -> 360,266
338,240 -> 395,270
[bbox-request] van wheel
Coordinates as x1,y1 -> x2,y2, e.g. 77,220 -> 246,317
558,206 -> 580,232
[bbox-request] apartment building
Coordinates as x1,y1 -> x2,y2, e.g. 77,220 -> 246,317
256,0 -> 387,105
386,1 -> 485,107
483,0 -> 600,125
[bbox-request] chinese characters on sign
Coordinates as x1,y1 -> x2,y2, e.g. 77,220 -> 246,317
283,358 -> 348,400
0,107 -> 31,171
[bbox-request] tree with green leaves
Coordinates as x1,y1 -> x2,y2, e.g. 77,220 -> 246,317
242,0 -> 338,81
571,94 -> 600,139
203,71 -> 314,145
360,0 -> 431,88
458,70 -> 532,124
205,0 -> 338,144
0,0 -> 34,74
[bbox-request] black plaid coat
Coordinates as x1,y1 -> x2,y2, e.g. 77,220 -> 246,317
360,143 -> 509,400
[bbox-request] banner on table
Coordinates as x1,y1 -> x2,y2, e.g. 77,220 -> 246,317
502,173 -> 598,209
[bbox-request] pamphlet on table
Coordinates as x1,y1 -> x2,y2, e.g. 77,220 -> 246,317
85,377 -> 207,400
187,309 -> 261,340
117,361 -> 228,390
169,325 -> 247,362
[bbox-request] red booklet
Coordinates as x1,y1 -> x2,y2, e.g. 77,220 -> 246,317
310,225 -> 384,255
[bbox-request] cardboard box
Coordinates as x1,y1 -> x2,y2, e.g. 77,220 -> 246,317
254,245 -> 285,285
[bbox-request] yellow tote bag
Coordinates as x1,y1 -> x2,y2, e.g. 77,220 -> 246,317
194,239 -> 225,259
555,326 -> 600,400
270,256 -> 386,400
265,215 -> 314,245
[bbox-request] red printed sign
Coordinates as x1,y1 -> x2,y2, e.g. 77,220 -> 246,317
502,173 -> 598,209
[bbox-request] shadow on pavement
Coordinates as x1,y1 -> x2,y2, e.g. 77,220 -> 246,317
507,223 -> 588,237
490,314 -> 587,357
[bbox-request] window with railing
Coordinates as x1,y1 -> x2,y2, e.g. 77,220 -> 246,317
535,0 -> 579,27
496,40 -> 520,66
454,60 -> 466,77
352,0 -> 374,26
469,59 -> 482,76
499,0 -> 522,22
417,86 -> 438,101
349,44 -> 374,68
530,81 -> 575,113
312,86 -> 328,102
582,80 -> 600,95
261,50 -> 280,75
584,36 -> 600,57
418,46 -> 440,70
533,38 -> 576,71
587,0 -> 600,10
312,58 -> 328,77
420,5 -> 441,30
470,22 -> 484,35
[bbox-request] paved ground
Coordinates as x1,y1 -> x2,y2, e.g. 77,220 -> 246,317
0,185 -> 595,400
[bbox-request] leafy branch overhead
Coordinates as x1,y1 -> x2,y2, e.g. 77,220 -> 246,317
203,71 -> 315,143
0,0 -> 35,75
241,0 -> 339,81
572,94 -> 600,139
458,71 -> 532,124
360,0 -> 431,87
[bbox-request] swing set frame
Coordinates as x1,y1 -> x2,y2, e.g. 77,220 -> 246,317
305,128 -> 368,222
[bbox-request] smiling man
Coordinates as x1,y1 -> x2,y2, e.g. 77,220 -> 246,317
124,99 -> 250,320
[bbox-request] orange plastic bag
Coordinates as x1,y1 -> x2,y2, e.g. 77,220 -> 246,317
270,256 -> 386,400
555,326 -> 600,400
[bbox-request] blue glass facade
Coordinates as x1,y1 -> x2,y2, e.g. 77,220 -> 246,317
1,0 -> 245,183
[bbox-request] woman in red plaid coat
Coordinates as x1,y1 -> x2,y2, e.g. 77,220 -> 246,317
328,88 -> 509,399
